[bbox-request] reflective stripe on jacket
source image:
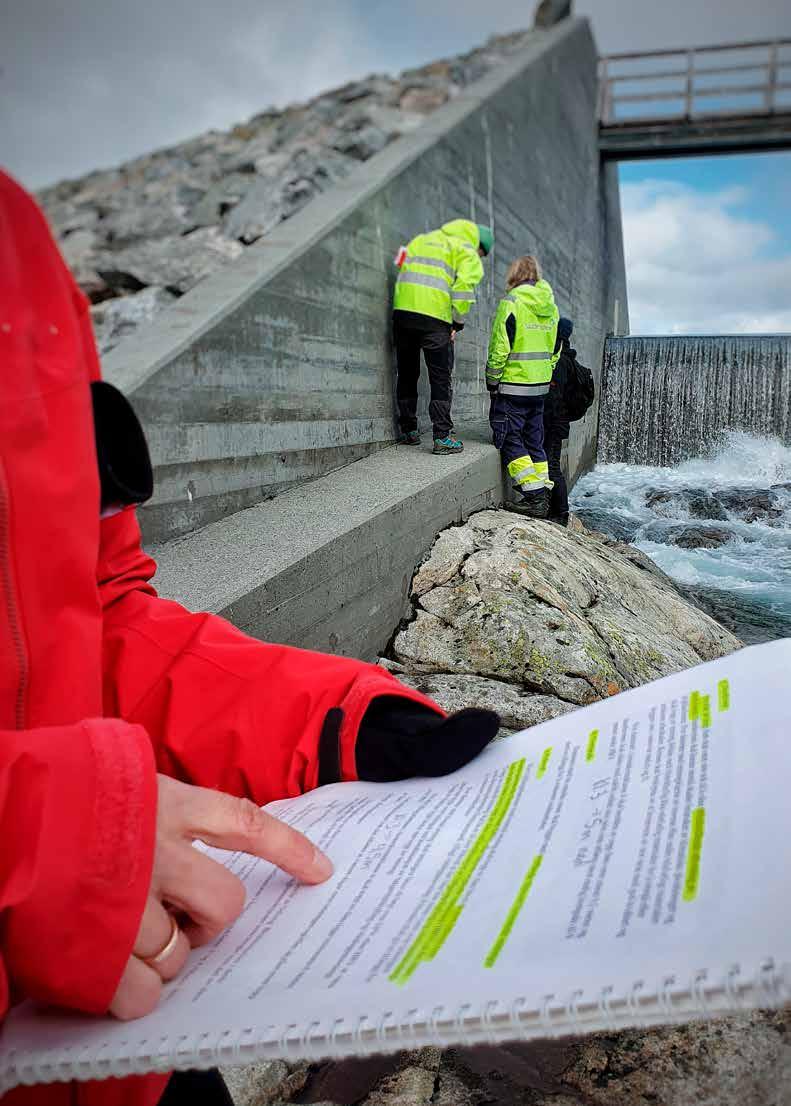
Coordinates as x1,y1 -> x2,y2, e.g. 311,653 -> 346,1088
393,219 -> 484,325
486,280 -> 559,397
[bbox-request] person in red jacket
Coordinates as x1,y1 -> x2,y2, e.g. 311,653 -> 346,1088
0,170 -> 499,1106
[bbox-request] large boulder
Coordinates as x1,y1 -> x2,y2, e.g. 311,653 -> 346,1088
90,286 -> 177,354
392,511 -> 738,705
94,227 -> 244,295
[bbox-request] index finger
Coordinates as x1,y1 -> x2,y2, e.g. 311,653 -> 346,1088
184,789 -> 333,885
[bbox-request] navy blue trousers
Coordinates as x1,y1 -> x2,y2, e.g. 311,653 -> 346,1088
489,393 -> 549,495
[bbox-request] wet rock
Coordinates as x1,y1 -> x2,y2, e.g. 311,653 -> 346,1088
90,286 -> 177,354
572,506 -> 639,543
664,525 -> 734,549
643,488 -> 680,516
713,487 -> 783,523
681,584 -> 791,646
686,491 -> 729,520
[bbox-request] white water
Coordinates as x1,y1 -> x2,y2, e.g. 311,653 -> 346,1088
570,432 -> 791,642
599,335 -> 791,466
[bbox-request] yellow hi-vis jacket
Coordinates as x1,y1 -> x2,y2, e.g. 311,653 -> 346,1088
486,280 -> 559,396
393,219 -> 484,325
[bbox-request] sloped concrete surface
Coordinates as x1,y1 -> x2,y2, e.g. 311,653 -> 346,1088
151,425 -> 503,659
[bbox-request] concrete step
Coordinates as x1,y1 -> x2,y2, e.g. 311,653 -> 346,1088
150,423 -> 504,661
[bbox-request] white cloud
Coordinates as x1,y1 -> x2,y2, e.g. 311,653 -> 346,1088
621,180 -> 791,335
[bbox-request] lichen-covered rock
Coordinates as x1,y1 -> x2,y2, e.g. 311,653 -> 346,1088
396,672 -> 573,733
393,511 -> 739,704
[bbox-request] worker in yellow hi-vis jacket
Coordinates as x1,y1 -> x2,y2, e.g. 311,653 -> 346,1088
393,219 -> 493,455
486,254 -> 559,519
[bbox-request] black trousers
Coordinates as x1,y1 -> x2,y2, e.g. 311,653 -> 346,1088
544,429 -> 569,520
394,322 -> 454,439
159,1069 -> 234,1105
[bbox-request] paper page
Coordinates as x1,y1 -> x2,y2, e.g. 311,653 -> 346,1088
3,640 -> 791,1085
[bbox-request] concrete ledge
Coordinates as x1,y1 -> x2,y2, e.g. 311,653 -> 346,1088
151,424 -> 504,660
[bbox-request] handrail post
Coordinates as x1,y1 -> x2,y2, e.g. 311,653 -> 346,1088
767,41 -> 778,114
598,57 -> 610,123
686,48 -> 695,119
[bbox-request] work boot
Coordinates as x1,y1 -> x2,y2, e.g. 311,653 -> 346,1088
504,489 -> 550,519
433,435 -> 464,455
399,430 -> 421,446
548,512 -> 569,528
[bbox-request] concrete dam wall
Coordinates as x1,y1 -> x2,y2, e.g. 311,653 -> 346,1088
600,335 -> 791,466
105,17 -> 628,547
103,17 -> 629,660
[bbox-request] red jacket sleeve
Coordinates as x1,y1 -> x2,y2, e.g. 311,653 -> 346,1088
0,718 -> 156,1020
99,510 -> 441,805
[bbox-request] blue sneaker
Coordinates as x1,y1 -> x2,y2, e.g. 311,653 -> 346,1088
400,430 -> 421,445
433,435 -> 464,455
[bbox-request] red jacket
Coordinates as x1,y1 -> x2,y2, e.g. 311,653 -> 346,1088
0,170 -> 437,1105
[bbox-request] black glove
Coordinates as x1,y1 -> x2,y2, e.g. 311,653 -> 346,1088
317,697 -> 500,785
318,700 -> 500,785
486,382 -> 500,394
91,381 -> 153,511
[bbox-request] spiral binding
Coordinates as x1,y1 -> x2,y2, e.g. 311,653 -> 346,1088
3,959 -> 791,1093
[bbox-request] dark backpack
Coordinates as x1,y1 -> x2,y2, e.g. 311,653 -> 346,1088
563,353 -> 595,422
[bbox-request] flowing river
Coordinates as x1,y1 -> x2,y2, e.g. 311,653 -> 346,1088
570,431 -> 791,644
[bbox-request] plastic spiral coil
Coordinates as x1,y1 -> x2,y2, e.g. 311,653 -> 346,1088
3,960 -> 790,1093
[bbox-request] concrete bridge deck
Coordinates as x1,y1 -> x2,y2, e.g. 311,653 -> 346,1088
599,39 -> 791,160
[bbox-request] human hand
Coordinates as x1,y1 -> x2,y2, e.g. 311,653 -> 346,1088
450,329 -> 457,343
109,776 -> 333,1019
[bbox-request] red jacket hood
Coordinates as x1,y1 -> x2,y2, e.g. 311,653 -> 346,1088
0,168 -> 106,730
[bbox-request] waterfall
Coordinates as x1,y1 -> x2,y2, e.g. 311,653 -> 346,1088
599,335 -> 791,465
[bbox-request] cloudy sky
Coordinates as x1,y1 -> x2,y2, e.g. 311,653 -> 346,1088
1,0 -> 790,333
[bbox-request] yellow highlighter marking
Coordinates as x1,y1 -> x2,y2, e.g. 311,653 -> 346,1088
717,679 -> 730,711
484,855 -> 543,968
536,747 -> 553,779
682,807 -> 706,902
389,758 -> 525,985
585,730 -> 599,763
688,691 -> 700,721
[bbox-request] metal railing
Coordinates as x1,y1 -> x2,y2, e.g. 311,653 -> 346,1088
599,39 -> 791,125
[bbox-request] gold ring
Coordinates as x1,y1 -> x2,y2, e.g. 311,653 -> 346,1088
146,914 -> 180,965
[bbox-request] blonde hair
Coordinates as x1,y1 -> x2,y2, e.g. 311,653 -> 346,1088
506,255 -> 542,291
